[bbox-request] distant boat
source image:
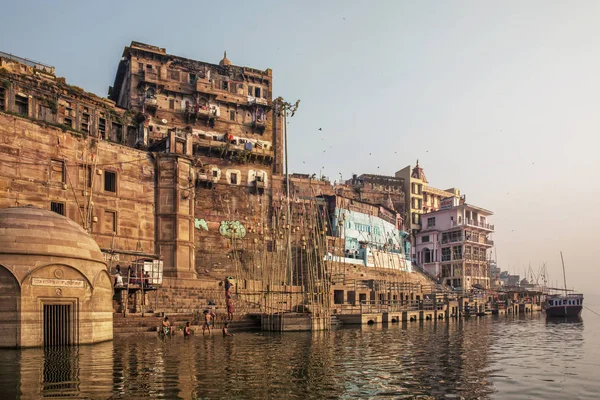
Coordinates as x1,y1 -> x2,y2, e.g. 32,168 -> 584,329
545,252 -> 583,318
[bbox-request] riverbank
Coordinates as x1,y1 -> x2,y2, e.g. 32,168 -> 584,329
3,311 -> 597,399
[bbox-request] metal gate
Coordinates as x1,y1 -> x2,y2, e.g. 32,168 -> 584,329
43,304 -> 72,347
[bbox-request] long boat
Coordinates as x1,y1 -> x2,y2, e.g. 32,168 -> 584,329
545,252 -> 583,318
545,293 -> 583,317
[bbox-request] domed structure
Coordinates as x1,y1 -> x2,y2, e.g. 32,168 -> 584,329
0,206 -> 113,347
219,50 -> 231,66
411,159 -> 428,183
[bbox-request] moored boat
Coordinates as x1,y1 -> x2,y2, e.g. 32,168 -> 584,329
544,252 -> 583,318
545,293 -> 583,317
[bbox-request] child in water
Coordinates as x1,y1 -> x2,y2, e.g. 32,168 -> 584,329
222,322 -> 234,337
184,321 -> 192,338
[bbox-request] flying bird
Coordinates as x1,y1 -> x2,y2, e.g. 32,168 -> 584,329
318,128 -> 322,131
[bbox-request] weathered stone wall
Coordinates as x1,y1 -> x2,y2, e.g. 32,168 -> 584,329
0,112 -> 156,264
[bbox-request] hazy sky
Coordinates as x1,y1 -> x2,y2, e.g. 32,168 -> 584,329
3,1 -> 599,294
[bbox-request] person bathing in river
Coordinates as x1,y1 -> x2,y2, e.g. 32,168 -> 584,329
184,321 -> 192,338
202,310 -> 212,335
162,317 -> 171,336
222,322 -> 234,337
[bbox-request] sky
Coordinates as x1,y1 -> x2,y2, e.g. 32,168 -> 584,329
2,1 -> 600,294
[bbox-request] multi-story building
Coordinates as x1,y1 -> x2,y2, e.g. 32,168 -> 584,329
414,198 -> 494,289
0,43 -> 283,280
110,42 -> 281,172
395,161 -> 460,238
343,173 -> 406,215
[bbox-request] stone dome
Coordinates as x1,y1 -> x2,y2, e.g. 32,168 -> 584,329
219,50 -> 231,66
0,206 -> 104,263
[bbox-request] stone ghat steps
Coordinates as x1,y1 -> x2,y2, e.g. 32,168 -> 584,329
152,282 -> 263,316
113,313 -> 261,336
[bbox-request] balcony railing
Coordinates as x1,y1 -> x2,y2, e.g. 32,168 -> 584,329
465,237 -> 494,246
465,219 -> 495,230
144,97 -> 158,109
450,220 -> 495,231
440,254 -> 489,262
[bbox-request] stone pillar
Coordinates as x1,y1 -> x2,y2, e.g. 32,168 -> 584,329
155,132 -> 196,278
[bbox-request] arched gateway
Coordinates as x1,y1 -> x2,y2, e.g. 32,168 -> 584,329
0,206 -> 113,347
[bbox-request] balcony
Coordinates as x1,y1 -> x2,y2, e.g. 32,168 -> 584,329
185,105 -> 218,124
465,219 -> 495,231
140,70 -> 160,85
252,118 -> 266,130
193,137 -> 274,159
441,253 -> 489,263
465,237 -> 494,246
144,97 -> 158,109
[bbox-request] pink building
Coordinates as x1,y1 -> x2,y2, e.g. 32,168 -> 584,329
414,198 -> 494,289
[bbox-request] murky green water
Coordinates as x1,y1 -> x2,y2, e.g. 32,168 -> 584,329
1,311 -> 598,399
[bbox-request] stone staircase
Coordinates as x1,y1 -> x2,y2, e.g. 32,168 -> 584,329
113,312 -> 261,337
149,277 -> 262,316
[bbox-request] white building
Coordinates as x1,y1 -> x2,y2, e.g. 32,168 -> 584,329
414,197 -> 494,289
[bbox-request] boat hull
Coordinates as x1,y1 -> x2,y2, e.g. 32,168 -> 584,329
545,305 -> 582,317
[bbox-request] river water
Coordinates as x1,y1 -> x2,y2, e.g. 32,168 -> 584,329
1,308 -> 598,399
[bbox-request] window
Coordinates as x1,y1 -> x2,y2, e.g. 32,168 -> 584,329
418,184 -> 423,194
222,81 -> 229,91
111,122 -> 123,142
230,173 -> 238,185
50,159 -> 65,183
169,69 -> 180,81
229,110 -> 235,121
254,87 -> 261,98
15,94 -> 28,116
427,217 -> 435,228
248,85 -> 253,96
169,99 -> 175,110
442,230 -> 463,244
81,113 -> 90,133
424,248 -> 432,263
63,118 -> 73,128
189,73 -> 197,84
146,64 -> 152,70
104,210 -> 117,233
452,245 -> 463,260
104,171 -> 117,193
212,169 -> 219,178
422,235 -> 430,243
98,118 -> 106,139
0,87 -> 6,110
441,247 -> 451,262
50,201 -> 65,216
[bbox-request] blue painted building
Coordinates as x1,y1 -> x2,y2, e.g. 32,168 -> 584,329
323,195 -> 412,272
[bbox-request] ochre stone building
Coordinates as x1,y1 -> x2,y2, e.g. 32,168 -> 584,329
0,45 -> 429,318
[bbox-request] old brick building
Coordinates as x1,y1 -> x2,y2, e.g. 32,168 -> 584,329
0,43 -> 281,281
109,42 -> 282,279
0,45 -> 432,319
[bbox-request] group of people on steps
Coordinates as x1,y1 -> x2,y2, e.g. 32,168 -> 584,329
160,277 -> 235,338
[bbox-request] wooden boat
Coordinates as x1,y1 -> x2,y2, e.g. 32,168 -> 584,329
545,252 -> 583,318
545,293 -> 583,317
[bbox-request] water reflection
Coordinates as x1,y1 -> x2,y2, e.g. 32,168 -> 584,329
1,314 -> 597,399
17,342 -> 114,398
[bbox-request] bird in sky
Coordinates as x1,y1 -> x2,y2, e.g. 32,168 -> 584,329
318,128 -> 322,131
